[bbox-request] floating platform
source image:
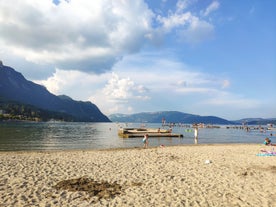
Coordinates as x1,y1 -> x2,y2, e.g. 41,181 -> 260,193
118,128 -> 183,138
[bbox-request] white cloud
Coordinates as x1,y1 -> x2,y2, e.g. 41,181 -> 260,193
101,73 -> 150,101
87,72 -> 150,114
157,12 -> 192,31
176,80 -> 187,87
34,68 -> 109,100
202,1 -> 220,17
176,0 -> 191,13
103,73 -> 134,101
32,50 -> 264,118
176,87 -> 218,94
155,1 -> 215,44
1,0 -> 274,120
0,0 -> 219,75
0,0 -> 153,73
114,52 -> 226,92
204,93 -> 261,109
178,16 -> 214,44
0,0 -> 220,77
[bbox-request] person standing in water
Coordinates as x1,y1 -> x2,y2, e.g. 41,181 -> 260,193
143,134 -> 149,148
194,126 -> 198,144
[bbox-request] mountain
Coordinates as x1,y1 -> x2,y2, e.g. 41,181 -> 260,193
0,96 -> 75,121
109,111 -> 235,124
234,118 -> 276,125
0,61 -> 110,122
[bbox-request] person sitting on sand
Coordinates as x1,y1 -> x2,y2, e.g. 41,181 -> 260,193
143,134 -> 149,148
264,137 -> 276,146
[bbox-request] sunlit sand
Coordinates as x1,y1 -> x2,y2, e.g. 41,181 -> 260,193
0,144 -> 275,206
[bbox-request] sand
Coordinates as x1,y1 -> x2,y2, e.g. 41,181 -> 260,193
0,144 -> 276,207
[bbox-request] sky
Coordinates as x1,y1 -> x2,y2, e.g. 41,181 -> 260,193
0,0 -> 275,120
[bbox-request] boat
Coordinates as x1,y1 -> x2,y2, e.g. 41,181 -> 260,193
118,128 -> 183,138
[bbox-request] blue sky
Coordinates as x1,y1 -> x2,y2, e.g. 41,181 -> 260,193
0,0 -> 275,120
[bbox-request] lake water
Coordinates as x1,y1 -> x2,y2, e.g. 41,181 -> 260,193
0,122 -> 274,151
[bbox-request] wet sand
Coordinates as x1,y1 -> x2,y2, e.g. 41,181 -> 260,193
0,144 -> 275,206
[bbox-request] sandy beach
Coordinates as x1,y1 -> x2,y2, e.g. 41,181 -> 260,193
0,144 -> 275,207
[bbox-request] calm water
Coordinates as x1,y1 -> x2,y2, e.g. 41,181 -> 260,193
0,122 -> 274,151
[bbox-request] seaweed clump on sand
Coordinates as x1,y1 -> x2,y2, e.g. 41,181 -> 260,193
54,177 -> 124,200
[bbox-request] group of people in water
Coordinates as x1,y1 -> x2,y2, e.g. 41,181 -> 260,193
142,126 -> 274,149
143,126 -> 199,148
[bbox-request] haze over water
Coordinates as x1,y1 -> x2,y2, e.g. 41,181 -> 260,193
0,122 -> 273,151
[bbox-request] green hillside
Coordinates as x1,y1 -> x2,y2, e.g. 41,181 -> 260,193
0,97 -> 74,122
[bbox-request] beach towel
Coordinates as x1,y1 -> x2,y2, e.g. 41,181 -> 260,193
256,150 -> 276,156
256,153 -> 276,156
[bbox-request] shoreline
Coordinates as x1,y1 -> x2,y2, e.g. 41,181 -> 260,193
0,142 -> 261,153
1,144 -> 275,206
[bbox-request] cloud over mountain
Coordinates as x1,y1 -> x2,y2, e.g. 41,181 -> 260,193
1,0 -> 274,120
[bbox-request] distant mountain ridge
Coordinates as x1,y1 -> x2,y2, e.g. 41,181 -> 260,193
109,111 -> 236,124
234,118 -> 276,125
0,62 -> 110,122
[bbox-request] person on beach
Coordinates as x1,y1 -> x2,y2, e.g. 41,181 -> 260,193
194,125 -> 198,144
264,137 -> 276,146
143,134 -> 149,148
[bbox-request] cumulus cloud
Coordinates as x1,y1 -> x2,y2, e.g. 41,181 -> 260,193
103,73 -> 134,101
34,68 -> 109,100
0,0 -> 153,73
33,50 -> 259,117
102,73 -> 150,102
87,72 -> 150,114
157,12 -> 192,32
0,0 -> 218,74
155,1 -> 215,44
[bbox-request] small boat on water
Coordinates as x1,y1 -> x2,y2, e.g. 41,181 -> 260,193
118,128 -> 183,138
